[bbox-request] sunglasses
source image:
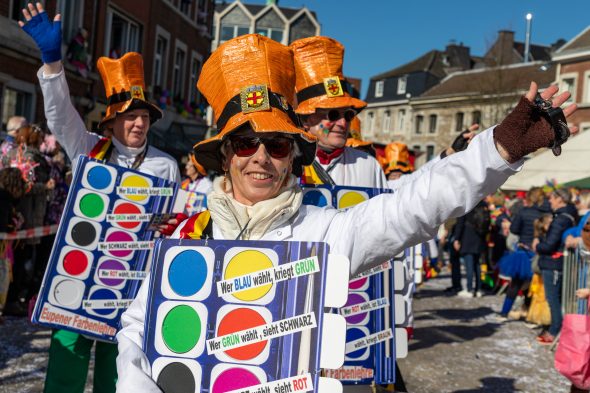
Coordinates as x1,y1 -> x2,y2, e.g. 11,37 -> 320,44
322,109 -> 357,122
229,135 -> 294,159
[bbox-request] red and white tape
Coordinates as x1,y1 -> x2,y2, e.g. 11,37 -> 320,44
0,224 -> 59,240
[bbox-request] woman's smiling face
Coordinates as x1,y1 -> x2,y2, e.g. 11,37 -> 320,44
223,129 -> 294,206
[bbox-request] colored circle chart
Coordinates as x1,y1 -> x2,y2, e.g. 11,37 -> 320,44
168,250 -> 208,297
344,292 -> 369,325
346,327 -> 369,360
156,362 -> 196,393
348,277 -> 368,291
79,193 -> 105,219
217,307 -> 268,361
70,221 -> 97,248
211,368 -> 261,393
86,165 -> 112,191
112,201 -> 142,230
120,174 -> 150,203
162,305 -> 201,354
88,287 -> 119,316
224,250 -> 274,302
338,191 -> 367,209
52,278 -> 84,308
105,230 -> 135,258
302,189 -> 328,207
97,259 -> 127,287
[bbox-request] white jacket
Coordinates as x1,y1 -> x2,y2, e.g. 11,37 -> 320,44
116,129 -> 521,391
317,147 -> 387,188
37,68 -> 181,183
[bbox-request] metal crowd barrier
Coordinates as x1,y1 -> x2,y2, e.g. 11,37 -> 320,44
562,245 -> 590,316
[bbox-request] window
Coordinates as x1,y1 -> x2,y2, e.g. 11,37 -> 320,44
2,87 -> 33,127
560,75 -> 576,104
189,52 -> 203,104
173,43 -> 187,99
412,145 -> 421,153
10,0 -> 28,22
106,10 -> 141,57
255,28 -> 284,43
367,112 -> 375,133
428,114 -> 437,134
180,0 -> 191,14
455,112 -> 464,132
153,28 -> 170,87
415,115 -> 423,134
584,72 -> 590,104
58,0 -> 85,44
426,145 -> 435,161
398,109 -> 406,130
472,110 -> 481,126
375,80 -> 384,98
220,25 -> 250,42
397,75 -> 407,95
383,110 -> 391,132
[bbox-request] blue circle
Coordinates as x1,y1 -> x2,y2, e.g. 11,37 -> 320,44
89,288 -> 118,315
87,166 -> 112,190
302,190 -> 328,207
169,250 -> 208,297
346,327 -> 368,359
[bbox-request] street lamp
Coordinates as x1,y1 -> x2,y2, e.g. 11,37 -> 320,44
524,13 -> 533,63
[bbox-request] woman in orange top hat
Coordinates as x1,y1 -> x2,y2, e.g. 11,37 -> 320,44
291,36 -> 387,188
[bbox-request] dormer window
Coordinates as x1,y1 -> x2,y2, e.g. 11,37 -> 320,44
397,75 -> 407,95
375,80 -> 384,98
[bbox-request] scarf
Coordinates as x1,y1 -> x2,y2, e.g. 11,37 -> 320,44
207,175 -> 302,240
111,137 -> 147,164
316,147 -> 344,165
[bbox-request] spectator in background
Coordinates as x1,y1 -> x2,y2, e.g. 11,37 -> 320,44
1,116 -> 28,161
180,153 -> 212,215
66,27 -> 91,78
534,188 -> 578,344
454,200 -> 491,298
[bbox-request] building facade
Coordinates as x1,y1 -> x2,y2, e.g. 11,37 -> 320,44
0,0 -> 215,160
212,0 -> 320,50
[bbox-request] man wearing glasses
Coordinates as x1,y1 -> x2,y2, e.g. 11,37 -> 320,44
291,36 -> 387,188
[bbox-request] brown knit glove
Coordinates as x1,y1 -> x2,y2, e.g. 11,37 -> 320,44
493,96 -> 555,163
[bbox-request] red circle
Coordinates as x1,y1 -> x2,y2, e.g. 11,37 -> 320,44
113,202 -> 141,229
63,250 -> 89,276
217,308 -> 268,360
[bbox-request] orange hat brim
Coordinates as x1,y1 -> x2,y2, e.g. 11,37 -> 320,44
193,108 -> 317,173
346,138 -> 372,148
295,95 -> 367,115
98,99 -> 163,128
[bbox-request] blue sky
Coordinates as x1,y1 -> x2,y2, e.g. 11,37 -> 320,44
242,0 -> 590,98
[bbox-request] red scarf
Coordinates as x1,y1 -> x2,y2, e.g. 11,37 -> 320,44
316,147 -> 344,165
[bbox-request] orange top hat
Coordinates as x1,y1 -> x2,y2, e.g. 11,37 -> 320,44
290,36 -> 367,115
346,117 -> 372,148
97,52 -> 163,128
383,142 -> 413,175
189,153 -> 207,177
193,34 -> 317,173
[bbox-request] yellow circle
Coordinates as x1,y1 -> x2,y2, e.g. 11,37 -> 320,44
338,191 -> 367,209
121,175 -> 150,202
224,250 -> 274,302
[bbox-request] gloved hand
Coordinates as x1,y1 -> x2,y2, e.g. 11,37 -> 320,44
21,11 -> 62,63
451,130 -> 471,153
158,213 -> 189,237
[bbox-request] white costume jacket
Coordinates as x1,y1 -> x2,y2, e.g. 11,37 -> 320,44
116,129 -> 521,392
318,147 -> 387,188
37,68 -> 181,183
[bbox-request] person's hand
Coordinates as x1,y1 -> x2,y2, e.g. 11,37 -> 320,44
19,3 -> 62,65
576,288 -> 590,299
453,240 -> 461,251
158,213 -> 188,237
445,123 -> 479,156
565,235 -> 581,249
494,81 -> 578,163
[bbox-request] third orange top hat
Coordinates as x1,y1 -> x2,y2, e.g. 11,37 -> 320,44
290,36 -> 367,115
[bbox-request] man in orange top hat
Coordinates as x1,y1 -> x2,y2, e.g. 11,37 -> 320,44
291,36 -> 387,188
19,3 -> 180,392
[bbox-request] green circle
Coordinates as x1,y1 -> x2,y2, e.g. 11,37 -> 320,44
162,305 -> 201,353
79,193 -> 105,218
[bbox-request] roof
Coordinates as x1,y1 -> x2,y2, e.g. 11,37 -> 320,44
512,41 -> 552,61
372,50 -> 445,80
215,1 -> 317,20
418,62 -> 555,99
556,26 -> 590,54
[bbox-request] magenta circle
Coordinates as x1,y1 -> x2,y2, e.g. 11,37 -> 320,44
212,368 -> 260,393
105,231 -> 134,258
348,277 -> 368,290
344,292 -> 369,325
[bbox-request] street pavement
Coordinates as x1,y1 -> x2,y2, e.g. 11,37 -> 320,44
0,271 -> 571,392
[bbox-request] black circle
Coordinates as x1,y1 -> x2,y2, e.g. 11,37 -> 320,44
71,221 -> 97,247
156,362 -> 196,393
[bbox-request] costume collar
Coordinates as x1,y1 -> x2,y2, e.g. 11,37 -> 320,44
316,146 -> 344,165
111,137 -> 147,159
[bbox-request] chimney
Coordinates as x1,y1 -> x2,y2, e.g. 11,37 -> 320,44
497,30 -> 515,65
445,42 -> 471,70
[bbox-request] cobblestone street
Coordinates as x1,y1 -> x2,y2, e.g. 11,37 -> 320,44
0,271 -> 571,392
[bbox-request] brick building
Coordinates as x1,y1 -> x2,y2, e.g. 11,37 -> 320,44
0,0 -> 215,160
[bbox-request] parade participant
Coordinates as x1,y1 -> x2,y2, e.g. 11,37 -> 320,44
290,36 -> 387,187
19,3 -> 180,392
180,153 -> 213,215
116,32 -> 578,391
1,116 -> 28,160
345,117 -> 375,157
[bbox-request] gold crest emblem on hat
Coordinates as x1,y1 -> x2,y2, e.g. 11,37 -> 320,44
323,76 -> 344,98
240,85 -> 270,113
130,85 -> 145,100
